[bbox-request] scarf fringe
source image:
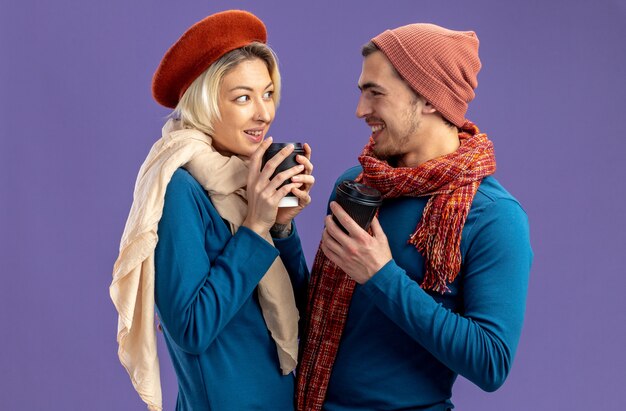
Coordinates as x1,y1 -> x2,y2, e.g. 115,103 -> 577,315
297,121 -> 496,410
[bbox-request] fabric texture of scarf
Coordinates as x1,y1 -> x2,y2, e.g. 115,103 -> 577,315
296,121 -> 495,411
110,119 -> 299,411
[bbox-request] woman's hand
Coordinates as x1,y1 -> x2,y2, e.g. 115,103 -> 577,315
242,138 -> 305,237
275,143 -> 314,226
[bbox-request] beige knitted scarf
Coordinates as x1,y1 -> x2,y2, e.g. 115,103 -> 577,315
110,119 -> 299,411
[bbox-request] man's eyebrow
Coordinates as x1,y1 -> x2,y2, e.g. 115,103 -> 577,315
229,81 -> 274,93
358,82 -> 384,91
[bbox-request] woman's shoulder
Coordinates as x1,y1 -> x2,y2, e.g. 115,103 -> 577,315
170,167 -> 200,186
167,168 -> 205,196
164,168 -> 213,212
161,168 -> 226,230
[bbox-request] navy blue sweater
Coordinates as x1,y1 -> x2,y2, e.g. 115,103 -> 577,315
323,167 -> 533,411
154,169 -> 308,410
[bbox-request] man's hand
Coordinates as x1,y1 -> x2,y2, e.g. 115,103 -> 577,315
321,201 -> 392,284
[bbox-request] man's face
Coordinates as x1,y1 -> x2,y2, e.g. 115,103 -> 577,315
356,51 -> 424,165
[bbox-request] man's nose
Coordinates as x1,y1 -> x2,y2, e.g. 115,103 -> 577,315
355,94 -> 370,118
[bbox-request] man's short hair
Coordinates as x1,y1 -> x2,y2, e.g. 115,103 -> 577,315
361,41 -> 380,57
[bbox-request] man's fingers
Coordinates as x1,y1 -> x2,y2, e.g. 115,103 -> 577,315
370,216 -> 385,238
321,227 -> 344,258
324,213 -> 351,244
329,201 -> 363,237
321,242 -> 341,265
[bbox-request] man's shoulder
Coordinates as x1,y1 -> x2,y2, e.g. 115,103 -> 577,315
334,165 -> 363,187
463,176 -> 532,259
475,176 -> 524,210
468,176 -> 529,232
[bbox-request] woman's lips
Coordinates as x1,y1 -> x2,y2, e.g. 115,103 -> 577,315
244,128 -> 264,143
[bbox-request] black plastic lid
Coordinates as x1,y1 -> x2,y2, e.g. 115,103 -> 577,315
336,180 -> 382,205
266,142 -> 305,152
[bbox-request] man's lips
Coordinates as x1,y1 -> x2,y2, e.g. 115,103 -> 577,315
368,122 -> 386,140
370,123 -> 385,133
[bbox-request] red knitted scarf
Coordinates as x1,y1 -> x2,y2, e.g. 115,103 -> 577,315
296,121 -> 496,411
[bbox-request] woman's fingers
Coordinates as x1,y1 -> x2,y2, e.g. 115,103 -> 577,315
249,137 -> 273,179
267,164 -> 304,191
274,182 -> 303,199
296,144 -> 313,174
290,186 -> 312,206
291,173 -> 314,186
260,143 -> 295,180
303,143 -> 312,162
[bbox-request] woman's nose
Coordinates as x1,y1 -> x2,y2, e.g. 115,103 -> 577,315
255,100 -> 272,122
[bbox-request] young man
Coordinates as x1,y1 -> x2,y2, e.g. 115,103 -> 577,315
297,23 -> 533,411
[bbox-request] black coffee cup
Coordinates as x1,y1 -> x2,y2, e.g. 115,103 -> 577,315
332,180 -> 383,233
262,142 -> 305,207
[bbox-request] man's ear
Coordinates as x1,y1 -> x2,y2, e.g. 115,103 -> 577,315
422,100 -> 437,114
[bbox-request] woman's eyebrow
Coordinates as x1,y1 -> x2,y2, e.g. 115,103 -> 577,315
229,81 -> 274,92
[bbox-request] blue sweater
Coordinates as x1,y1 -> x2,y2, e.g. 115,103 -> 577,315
323,167 -> 533,411
154,169 -> 308,411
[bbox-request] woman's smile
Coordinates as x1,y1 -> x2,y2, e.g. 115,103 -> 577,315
210,58 -> 276,157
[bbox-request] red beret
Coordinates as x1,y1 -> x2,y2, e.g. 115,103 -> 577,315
152,10 -> 267,108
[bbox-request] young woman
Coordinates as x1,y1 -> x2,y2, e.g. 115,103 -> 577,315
111,10 -> 313,410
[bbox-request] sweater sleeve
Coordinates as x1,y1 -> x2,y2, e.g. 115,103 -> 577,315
360,198 -> 532,392
272,223 -> 310,323
154,171 -> 280,355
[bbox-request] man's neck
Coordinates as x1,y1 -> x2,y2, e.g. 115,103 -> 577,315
398,121 -> 460,168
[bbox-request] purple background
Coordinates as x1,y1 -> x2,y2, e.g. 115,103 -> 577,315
1,0 -> 625,410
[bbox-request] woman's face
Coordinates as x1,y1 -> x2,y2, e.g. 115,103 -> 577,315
211,58 -> 275,157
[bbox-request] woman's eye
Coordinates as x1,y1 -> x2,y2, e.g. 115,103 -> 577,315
235,95 -> 250,103
263,91 -> 274,100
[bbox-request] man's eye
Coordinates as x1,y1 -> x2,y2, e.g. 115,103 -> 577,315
263,91 -> 274,99
235,95 -> 250,103
370,90 -> 383,96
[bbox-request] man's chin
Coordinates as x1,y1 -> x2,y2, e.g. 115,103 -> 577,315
372,145 -> 390,160
374,148 -> 404,167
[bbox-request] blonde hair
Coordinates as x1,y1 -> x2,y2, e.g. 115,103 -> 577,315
172,42 -> 281,136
